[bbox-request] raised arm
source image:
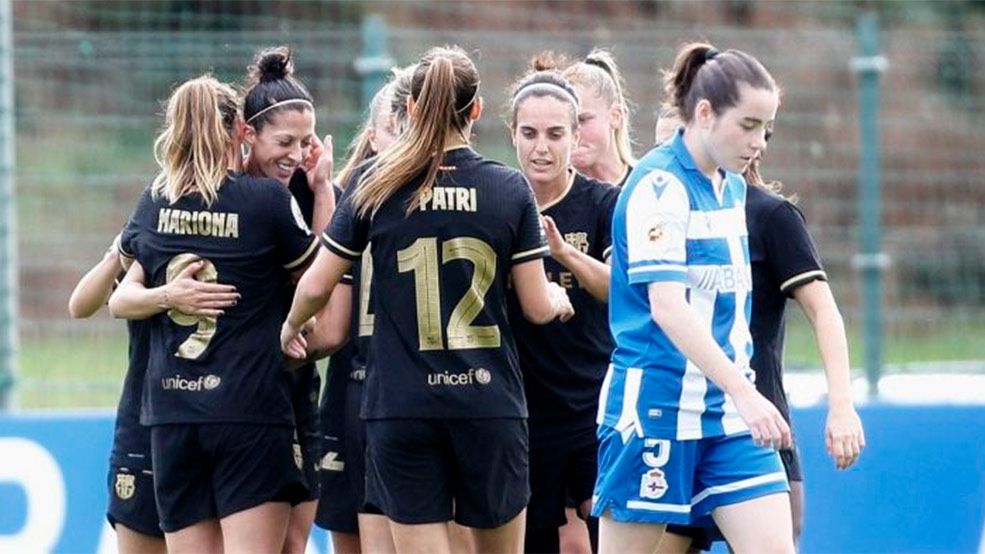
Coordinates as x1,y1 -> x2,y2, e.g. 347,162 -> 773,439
541,215 -> 610,302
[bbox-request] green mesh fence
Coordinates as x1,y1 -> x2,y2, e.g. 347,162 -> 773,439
10,0 -> 985,408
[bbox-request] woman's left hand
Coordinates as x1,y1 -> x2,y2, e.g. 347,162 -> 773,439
303,133 -> 334,191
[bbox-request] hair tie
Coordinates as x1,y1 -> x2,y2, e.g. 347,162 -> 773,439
456,81 -> 481,114
583,57 -> 614,77
704,48 -> 720,62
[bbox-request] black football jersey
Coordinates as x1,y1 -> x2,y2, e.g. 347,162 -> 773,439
120,174 -> 318,425
508,172 -> 619,442
746,184 -> 826,423
324,147 -> 548,419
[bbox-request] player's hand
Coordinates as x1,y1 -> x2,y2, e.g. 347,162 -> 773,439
732,386 -> 792,450
165,260 -> 239,317
540,215 -> 571,261
303,133 -> 334,192
281,317 -> 316,359
826,403 -> 865,470
548,282 -> 575,322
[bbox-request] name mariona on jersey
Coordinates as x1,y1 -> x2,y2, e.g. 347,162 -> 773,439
157,208 -> 240,238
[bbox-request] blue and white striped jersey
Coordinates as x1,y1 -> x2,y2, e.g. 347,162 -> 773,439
600,129 -> 754,441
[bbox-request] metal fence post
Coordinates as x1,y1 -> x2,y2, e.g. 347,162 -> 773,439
850,12 -> 888,398
0,0 -> 16,410
354,14 -> 395,113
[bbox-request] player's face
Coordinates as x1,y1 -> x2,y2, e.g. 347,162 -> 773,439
369,111 -> 398,153
571,85 -> 616,172
246,108 -> 316,187
699,83 -> 778,174
513,95 -> 578,188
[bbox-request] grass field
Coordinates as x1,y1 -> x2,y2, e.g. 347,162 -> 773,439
12,314 -> 984,410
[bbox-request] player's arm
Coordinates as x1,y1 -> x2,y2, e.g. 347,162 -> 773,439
511,258 -> 574,324
647,282 -> 791,450
792,280 -> 864,469
68,236 -> 123,318
282,247 -> 353,359
108,260 -> 239,320
303,281 -> 353,360
541,215 -> 610,303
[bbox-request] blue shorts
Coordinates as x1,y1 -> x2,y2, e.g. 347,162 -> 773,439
106,461 -> 163,538
591,425 -> 788,525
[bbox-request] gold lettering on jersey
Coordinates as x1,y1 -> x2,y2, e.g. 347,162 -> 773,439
563,231 -> 589,254
546,270 -> 579,290
114,473 -> 135,500
157,208 -> 239,238
418,186 -> 476,213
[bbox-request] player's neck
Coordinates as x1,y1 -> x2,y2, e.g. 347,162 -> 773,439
586,153 -> 626,185
532,168 -> 574,209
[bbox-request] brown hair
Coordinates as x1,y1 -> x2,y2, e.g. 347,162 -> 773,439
507,51 -> 580,130
352,46 -> 480,216
663,42 -> 777,123
151,75 -> 239,206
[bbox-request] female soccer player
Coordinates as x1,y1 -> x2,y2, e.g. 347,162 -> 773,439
315,67 -> 410,554
564,49 -> 636,187
653,114 -> 866,553
505,56 -> 620,554
239,45 -> 335,554
69,235 -> 237,554
594,43 -> 795,554
109,74 -> 318,554
281,46 -> 574,554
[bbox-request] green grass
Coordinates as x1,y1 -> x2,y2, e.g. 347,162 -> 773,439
13,316 -> 985,410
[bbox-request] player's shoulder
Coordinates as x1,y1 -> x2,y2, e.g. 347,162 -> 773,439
746,184 -> 801,222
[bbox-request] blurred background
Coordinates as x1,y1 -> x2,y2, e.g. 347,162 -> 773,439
1,2 -> 984,554
6,0 -> 984,409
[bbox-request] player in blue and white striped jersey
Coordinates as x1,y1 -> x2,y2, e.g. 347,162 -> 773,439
593,43 -> 794,554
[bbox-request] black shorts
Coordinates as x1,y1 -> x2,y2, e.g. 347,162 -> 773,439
527,438 -> 597,529
664,445 -> 803,551
151,423 -> 309,533
365,418 -> 529,529
292,364 -> 322,502
315,376 -> 366,533
106,461 -> 163,538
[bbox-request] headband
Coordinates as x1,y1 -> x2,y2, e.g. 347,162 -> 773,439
246,98 -> 314,124
705,48 -> 720,62
583,56 -> 614,78
456,81 -> 481,114
512,81 -> 579,109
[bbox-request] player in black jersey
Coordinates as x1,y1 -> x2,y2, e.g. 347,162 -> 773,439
69,234 -> 238,554
652,110 -> 865,554
282,46 -> 574,554
240,46 -> 336,554
505,56 -> 621,554
564,50 -> 636,188
314,64 -> 414,554
109,75 -> 319,553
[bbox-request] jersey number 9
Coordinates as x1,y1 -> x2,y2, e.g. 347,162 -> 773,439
165,253 -> 219,360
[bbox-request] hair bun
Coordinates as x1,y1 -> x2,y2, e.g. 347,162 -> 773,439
530,51 -> 566,73
254,47 -> 294,83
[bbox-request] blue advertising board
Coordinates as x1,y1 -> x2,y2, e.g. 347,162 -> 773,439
1,404 -> 983,553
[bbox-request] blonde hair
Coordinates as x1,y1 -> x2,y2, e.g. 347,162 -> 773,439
563,48 -> 635,167
336,82 -> 394,189
352,46 -> 479,217
151,75 -> 239,206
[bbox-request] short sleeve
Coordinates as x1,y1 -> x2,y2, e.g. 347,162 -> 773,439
510,177 -> 549,265
764,201 -> 826,296
624,169 -> 689,285
271,185 -> 318,270
322,183 -> 369,261
596,185 -> 621,262
119,187 -> 154,261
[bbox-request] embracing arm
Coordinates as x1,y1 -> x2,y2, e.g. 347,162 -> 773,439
108,260 -> 239,320
68,238 -> 122,318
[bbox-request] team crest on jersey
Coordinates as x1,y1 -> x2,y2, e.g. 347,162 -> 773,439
647,223 -> 666,242
114,473 -> 136,500
639,468 -> 668,500
563,231 -> 589,254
